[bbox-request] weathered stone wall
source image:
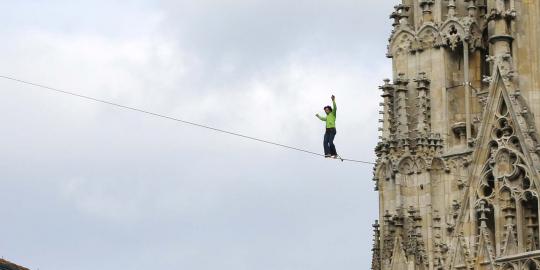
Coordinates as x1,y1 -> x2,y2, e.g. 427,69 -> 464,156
515,0 -> 540,127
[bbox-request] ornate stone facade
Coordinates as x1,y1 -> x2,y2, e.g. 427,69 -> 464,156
372,0 -> 540,269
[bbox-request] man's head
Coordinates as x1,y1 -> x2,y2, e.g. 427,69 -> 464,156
324,106 -> 332,115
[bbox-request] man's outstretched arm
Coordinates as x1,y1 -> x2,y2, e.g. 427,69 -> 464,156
316,114 -> 326,121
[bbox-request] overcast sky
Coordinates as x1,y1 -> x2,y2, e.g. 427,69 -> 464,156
0,1 -> 395,269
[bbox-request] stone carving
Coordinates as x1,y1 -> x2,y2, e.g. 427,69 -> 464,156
442,24 -> 463,50
417,27 -> 440,51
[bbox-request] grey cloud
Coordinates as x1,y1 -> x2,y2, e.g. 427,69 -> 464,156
158,0 -> 395,85
0,1 -> 396,269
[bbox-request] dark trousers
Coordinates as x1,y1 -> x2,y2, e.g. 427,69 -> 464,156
323,128 -> 337,156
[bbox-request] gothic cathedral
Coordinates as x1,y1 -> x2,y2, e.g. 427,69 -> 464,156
371,0 -> 540,269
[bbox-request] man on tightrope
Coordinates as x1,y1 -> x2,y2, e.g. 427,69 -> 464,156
316,95 -> 339,159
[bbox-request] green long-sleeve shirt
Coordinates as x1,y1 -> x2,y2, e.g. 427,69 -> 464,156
317,100 -> 337,128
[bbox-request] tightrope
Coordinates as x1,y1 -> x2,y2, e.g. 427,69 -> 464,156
0,75 -> 375,165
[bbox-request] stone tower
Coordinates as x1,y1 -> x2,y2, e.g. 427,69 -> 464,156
371,0 -> 540,269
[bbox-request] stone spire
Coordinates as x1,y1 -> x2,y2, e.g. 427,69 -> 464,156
445,0 -> 458,18
419,0 -> 435,23
379,79 -> 396,140
393,73 -> 410,140
371,221 -> 381,270
413,72 -> 431,136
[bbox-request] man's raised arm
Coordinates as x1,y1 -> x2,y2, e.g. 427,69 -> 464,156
331,95 -> 336,114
